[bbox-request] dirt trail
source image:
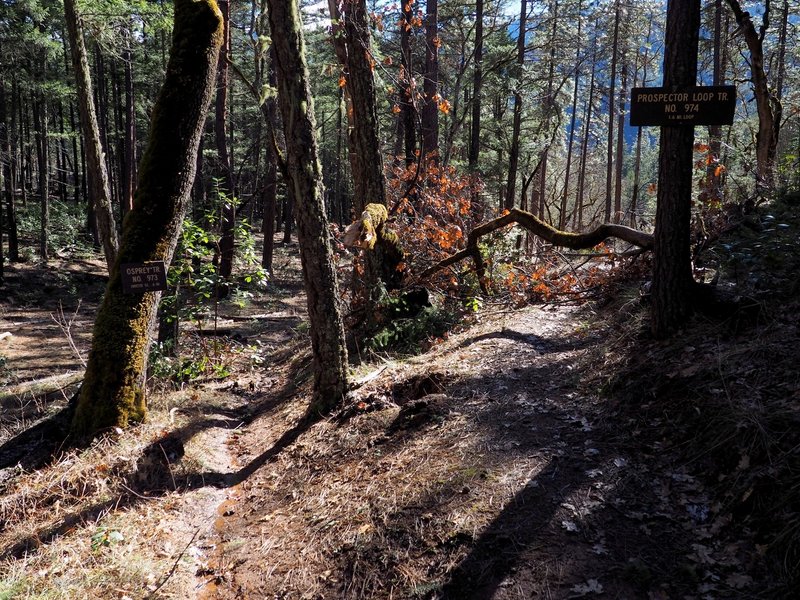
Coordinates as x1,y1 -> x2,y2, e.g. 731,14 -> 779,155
199,300 -> 768,599
0,253 -> 778,598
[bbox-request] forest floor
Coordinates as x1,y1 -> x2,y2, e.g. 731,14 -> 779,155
1,197 -> 799,599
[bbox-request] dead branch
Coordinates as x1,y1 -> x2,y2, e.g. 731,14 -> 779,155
51,301 -> 87,368
416,208 -> 653,285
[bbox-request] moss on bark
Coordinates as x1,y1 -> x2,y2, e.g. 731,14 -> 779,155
343,203 -> 406,290
268,0 -> 349,414
72,0 -> 223,438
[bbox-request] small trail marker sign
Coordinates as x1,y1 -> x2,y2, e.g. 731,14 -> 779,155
121,261 -> 168,294
630,85 -> 735,126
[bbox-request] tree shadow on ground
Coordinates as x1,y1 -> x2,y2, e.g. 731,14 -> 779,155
454,327 -> 599,355
0,333 -> 318,562
327,321 -> 722,599
0,400 -> 76,473
1,262 -> 107,311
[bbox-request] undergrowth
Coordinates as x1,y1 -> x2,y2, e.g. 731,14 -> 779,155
17,200 -> 98,259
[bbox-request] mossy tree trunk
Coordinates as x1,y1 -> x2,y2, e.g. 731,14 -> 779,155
327,0 -> 385,213
267,0 -> 349,414
326,0 -> 385,304
63,0 -> 119,273
71,0 -> 223,438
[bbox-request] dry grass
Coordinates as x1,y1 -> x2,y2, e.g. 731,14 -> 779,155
0,375 -> 256,598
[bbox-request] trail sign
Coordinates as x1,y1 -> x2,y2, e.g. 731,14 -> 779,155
120,261 -> 168,294
630,85 -> 735,127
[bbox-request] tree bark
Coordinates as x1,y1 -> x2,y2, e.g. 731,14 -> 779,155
574,23 -> 598,231
72,0 -> 223,437
706,0 -> 724,200
504,0 -> 527,211
56,101 -> 68,205
468,0 -> 484,172
560,0 -> 582,230
604,0 -> 621,223
261,50 -> 279,274
613,48 -> 628,223
537,0 -> 559,223
63,0 -> 119,272
34,93 -> 49,263
725,0 -> 780,194
122,27 -> 136,217
326,0 -> 385,305
0,78 -> 18,264
399,0 -> 416,166
651,0 -> 701,338
327,0 -> 386,214
216,0 -> 236,281
267,0 -> 349,414
0,81 -> 4,282
421,0 -> 439,161
775,0 -> 788,101
630,17 -> 653,226
6,75 -> 19,261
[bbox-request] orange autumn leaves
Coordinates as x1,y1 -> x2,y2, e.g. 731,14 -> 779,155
694,142 -> 726,178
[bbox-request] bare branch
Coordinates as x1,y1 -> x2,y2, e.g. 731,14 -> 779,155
416,208 -> 653,284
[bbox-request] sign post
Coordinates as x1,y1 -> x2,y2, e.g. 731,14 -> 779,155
630,85 -> 735,127
120,261 -> 168,294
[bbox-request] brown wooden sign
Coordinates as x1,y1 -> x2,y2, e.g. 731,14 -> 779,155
120,261 -> 168,294
630,85 -> 736,126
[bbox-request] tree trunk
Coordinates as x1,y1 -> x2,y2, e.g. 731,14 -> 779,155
613,48 -> 628,223
604,0 -> 621,223
326,0 -> 385,305
122,28 -> 136,217
261,51 -> 278,273
421,0 -> 439,161
20,84 -> 30,207
399,1 -> 416,167
34,93 -> 49,263
725,0 -> 780,194
504,0 -> 527,211
560,0 -> 582,230
63,0 -> 119,272
775,0 -> 788,101
68,101 -> 81,205
327,0 -> 386,214
0,82 -> 4,281
651,0 -> 700,338
334,85 -> 346,225
71,0 -> 223,438
216,0 -> 236,281
575,23 -> 598,231
538,0 -> 559,224
1,78 -> 18,263
630,17 -> 653,226
267,0 -> 348,414
706,0 -> 724,200
468,0 -> 484,172
56,101 -> 68,205
282,194 -> 292,243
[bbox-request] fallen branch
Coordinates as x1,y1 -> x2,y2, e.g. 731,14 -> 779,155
416,208 -> 653,286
